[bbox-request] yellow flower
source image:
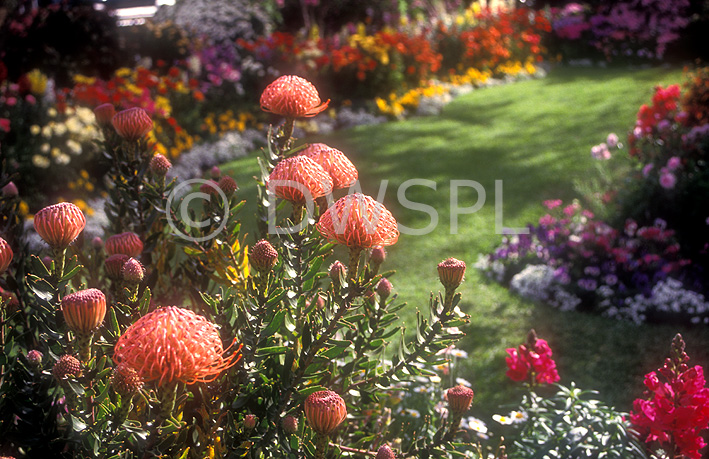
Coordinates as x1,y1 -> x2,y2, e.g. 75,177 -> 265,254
30,125 -> 41,135
19,200 -> 29,217
27,69 -> 48,95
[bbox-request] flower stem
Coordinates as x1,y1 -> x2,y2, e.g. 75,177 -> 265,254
314,434 -> 329,459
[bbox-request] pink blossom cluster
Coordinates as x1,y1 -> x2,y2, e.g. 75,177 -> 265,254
505,337 -> 560,385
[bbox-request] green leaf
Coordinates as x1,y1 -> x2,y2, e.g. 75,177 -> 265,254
262,309 -> 286,339
70,414 -> 88,432
256,346 -> 289,356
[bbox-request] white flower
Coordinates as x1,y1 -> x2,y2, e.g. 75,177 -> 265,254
493,413 -> 514,425
32,155 -> 51,168
66,139 -> 82,155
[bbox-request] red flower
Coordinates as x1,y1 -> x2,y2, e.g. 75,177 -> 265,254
105,254 -> 130,279
304,390 -> 347,436
112,107 -> 153,141
316,194 -> 399,249
61,288 -> 107,335
260,75 -> 329,118
250,239 -> 278,273
505,335 -> 560,384
630,334 -> 709,459
297,143 -> 358,190
105,232 -> 143,257
267,156 -> 332,204
0,236 -> 13,274
113,306 -> 240,387
33,202 -> 86,250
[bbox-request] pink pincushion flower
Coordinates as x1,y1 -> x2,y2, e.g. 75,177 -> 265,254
260,75 -> 329,118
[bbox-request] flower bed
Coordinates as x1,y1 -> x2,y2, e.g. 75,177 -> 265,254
477,67 -> 709,325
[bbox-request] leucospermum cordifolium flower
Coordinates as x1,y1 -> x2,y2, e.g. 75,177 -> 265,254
33,202 -> 86,250
266,155 -> 333,205
260,75 -> 330,118
0,236 -> 12,274
60,288 -> 107,335
303,390 -> 347,437
296,143 -> 358,190
316,193 -> 399,249
113,306 -> 240,386
105,231 -> 143,257
111,107 -> 154,141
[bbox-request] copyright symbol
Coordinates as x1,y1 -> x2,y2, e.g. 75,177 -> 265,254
166,179 -> 229,243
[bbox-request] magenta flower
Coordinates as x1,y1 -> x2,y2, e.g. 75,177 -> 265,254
659,170 -> 677,189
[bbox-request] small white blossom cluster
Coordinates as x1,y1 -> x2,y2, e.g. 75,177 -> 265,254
509,264 -> 555,302
604,278 -> 709,325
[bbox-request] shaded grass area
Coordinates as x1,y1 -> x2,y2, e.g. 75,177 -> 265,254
222,65 -> 709,419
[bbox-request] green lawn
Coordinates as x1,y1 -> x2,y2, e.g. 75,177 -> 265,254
222,65 -> 709,419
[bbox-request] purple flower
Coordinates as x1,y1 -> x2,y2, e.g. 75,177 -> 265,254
642,163 -> 654,177
577,278 -> 598,291
666,156 -> 681,171
659,171 -> 677,189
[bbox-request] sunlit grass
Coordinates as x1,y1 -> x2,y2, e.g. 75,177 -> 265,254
223,65 -> 709,419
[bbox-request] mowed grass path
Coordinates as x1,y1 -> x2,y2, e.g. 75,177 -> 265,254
223,65 -> 709,418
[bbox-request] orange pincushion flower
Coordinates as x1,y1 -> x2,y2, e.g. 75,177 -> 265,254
267,156 -> 333,204
304,390 -> 347,436
297,143 -> 358,189
0,236 -> 12,274
112,107 -> 153,141
61,288 -> 107,334
105,232 -> 143,257
316,193 -> 399,249
260,75 -> 330,118
114,306 -> 240,387
33,202 -> 86,250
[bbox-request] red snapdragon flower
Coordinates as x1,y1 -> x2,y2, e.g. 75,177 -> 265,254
505,331 -> 560,385
630,334 -> 709,459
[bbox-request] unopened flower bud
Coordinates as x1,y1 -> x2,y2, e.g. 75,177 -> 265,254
446,385 -> 475,416
111,363 -> 144,397
27,349 -> 43,367
376,278 -> 393,301
92,236 -> 103,249
52,355 -> 82,380
437,258 -> 466,291
199,179 -> 220,196
244,414 -> 257,430
210,166 -> 221,179
250,239 -> 278,273
33,202 -> 86,250
93,103 -> 116,126
376,445 -> 396,459
2,181 -> 18,198
105,254 -> 130,279
112,107 -> 153,141
121,258 -> 145,283
150,153 -> 172,176
304,390 -> 347,437
329,260 -> 346,285
218,175 -> 238,196
283,415 -> 299,434
0,236 -> 13,274
370,246 -> 386,266
61,288 -> 107,334
105,232 -> 143,257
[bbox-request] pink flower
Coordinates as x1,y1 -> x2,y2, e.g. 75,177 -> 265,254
543,199 -> 562,210
659,171 -> 677,189
505,336 -> 560,385
642,163 -> 654,177
606,133 -> 619,148
666,156 -> 681,171
591,143 -> 611,160
0,118 -> 10,132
